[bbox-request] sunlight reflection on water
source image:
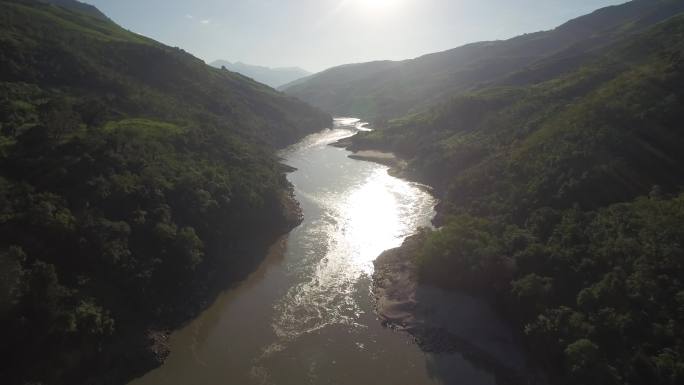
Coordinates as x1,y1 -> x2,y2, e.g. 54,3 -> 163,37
343,169 -> 421,275
270,118 -> 435,344
127,118 -> 502,385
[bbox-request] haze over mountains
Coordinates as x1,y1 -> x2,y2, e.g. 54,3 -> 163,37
210,60 -> 311,89
284,0 -> 684,121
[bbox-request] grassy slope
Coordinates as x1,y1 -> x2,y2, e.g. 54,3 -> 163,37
0,1 -> 330,385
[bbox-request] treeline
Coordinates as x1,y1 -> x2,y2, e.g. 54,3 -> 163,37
0,1 -> 329,384
355,12 -> 684,385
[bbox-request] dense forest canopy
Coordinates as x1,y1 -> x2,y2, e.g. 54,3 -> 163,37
350,4 -> 684,384
0,1 -> 330,384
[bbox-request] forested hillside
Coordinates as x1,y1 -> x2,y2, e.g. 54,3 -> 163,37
284,0 -> 684,122
0,1 -> 330,384
355,7 -> 684,385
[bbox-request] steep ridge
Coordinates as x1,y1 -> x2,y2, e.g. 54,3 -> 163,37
0,1 -> 330,384
284,0 -> 684,121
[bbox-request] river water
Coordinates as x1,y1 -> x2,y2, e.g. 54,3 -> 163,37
128,118 -> 503,385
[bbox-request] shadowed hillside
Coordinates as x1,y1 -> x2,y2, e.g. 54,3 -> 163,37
0,1 -> 330,384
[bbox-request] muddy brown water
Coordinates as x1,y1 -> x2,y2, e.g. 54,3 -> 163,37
128,118 -> 512,385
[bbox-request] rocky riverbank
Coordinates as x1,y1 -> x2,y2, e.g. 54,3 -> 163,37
348,150 -> 404,168
331,137 -> 409,178
372,234 -> 546,385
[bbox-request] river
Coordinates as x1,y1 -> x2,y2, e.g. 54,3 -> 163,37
128,118 -> 504,385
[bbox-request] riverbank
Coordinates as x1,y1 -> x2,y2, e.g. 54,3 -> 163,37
349,150 -> 405,169
331,137 -> 409,179
102,186 -> 304,385
373,234 -> 545,385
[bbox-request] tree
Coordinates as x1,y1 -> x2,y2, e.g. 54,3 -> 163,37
0,246 -> 26,317
38,98 -> 80,141
75,99 -> 108,128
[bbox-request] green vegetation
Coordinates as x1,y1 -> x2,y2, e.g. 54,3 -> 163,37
354,8 -> 684,385
0,1 -> 329,384
414,197 -> 684,384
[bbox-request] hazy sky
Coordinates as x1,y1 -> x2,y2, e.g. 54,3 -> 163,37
83,0 -> 627,72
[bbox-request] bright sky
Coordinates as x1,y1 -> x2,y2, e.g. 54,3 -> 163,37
83,0 -> 627,72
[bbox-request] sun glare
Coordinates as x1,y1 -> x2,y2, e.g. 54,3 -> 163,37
356,0 -> 400,14
361,0 -> 391,9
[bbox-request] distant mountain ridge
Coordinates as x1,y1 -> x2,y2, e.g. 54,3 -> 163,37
211,60 -> 311,88
284,0 -> 684,120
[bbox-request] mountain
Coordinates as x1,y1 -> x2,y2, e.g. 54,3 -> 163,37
349,3 -> 684,384
210,60 -> 311,89
284,0 -> 684,121
0,1 -> 330,384
37,0 -> 110,20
